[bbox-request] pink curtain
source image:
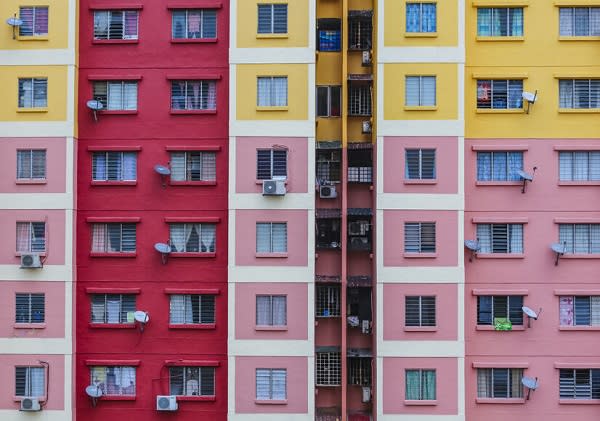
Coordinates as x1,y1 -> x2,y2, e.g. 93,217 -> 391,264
559,296 -> 574,326
188,12 -> 201,34
91,224 -> 106,252
16,223 -> 31,252
207,82 -> 217,110
34,7 -> 48,35
124,11 -> 138,38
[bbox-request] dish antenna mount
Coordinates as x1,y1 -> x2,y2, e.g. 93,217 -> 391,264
6,14 -> 23,39
551,241 -> 567,266
85,384 -> 103,407
522,306 -> 542,328
521,376 -> 539,400
133,310 -> 149,332
517,167 -> 537,193
464,240 -> 480,262
522,90 -> 538,114
86,99 -> 104,122
154,242 -> 171,264
154,165 -> 171,188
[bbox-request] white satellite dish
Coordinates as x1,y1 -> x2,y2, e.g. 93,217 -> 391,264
154,242 -> 171,264
516,167 -> 537,193
464,240 -> 480,262
521,376 -> 539,400
522,90 -> 538,114
522,306 -> 538,320
134,311 -> 149,324
86,100 -> 104,122
551,242 -> 567,266
85,384 -> 103,407
6,15 -> 23,39
154,165 -> 171,187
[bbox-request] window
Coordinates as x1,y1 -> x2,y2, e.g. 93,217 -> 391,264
405,76 -> 436,107
348,83 -> 372,116
170,151 -> 216,182
348,12 -> 372,49
256,149 -> 287,180
90,294 -> 136,324
15,293 -> 45,324
406,3 -> 437,33
559,223 -> 600,254
15,367 -> 45,397
90,367 -> 136,396
476,80 -> 523,109
317,86 -> 341,117
257,76 -> 288,107
316,217 -> 341,249
477,8 -> 523,36
316,285 -> 340,317
91,223 -> 136,253
477,368 -> 523,398
405,369 -> 436,400
172,9 -> 217,39
92,81 -> 138,111
405,149 -> 435,180
349,357 -> 371,386
476,223 -> 523,254
559,151 -> 600,181
257,4 -> 287,34
256,368 -> 286,400
559,296 -> 600,326
256,222 -> 287,253
169,366 -> 215,396
171,80 -> 217,111
317,19 -> 341,51
93,11 -> 138,40
404,222 -> 436,253
19,7 -> 48,37
92,152 -> 137,182
348,219 -> 372,251
348,149 -> 373,183
256,295 -> 286,326
405,296 -> 435,327
477,295 -> 524,326
170,294 -> 215,325
477,151 -> 523,181
316,352 -> 341,386
16,222 -> 46,253
559,7 -> 600,36
169,223 -> 216,253
18,78 -> 47,108
316,149 -> 341,183
17,150 -> 46,180
559,79 -> 600,109
560,369 -> 600,399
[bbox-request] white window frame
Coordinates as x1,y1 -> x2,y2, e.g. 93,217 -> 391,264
559,7 -> 600,36
92,151 -> 137,182
16,222 -> 46,253
256,368 -> 287,400
15,366 -> 45,398
558,223 -> 600,254
404,222 -> 436,253
257,76 -> 288,107
169,223 -> 217,253
91,223 -> 136,253
90,366 -> 137,396
18,78 -> 47,109
93,10 -> 139,40
169,366 -> 215,396
257,3 -> 288,34
90,293 -> 136,324
477,368 -> 523,398
476,223 -> 524,254
171,9 -> 217,40
169,294 -> 216,325
92,81 -> 138,111
560,368 -> 600,399
405,76 -> 436,106
15,293 -> 45,324
17,149 -> 46,180
559,151 -> 600,181
256,222 -> 287,253
170,151 -> 217,182
405,148 -> 435,180
405,295 -> 436,327
559,79 -> 600,109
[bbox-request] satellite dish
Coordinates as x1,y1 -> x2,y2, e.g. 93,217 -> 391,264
86,100 -> 103,122
86,385 -> 103,398
516,167 -> 537,193
464,240 -> 480,262
155,242 -> 171,264
522,306 -> 538,319
521,376 -> 539,400
6,17 -> 23,26
134,311 -> 149,324
154,165 -> 171,176
551,242 -> 567,266
522,90 -> 538,114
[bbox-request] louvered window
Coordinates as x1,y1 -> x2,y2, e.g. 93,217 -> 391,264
169,366 -> 215,396
405,149 -> 435,180
559,223 -> 600,254
93,11 -> 138,40
316,149 -> 341,183
560,7 -> 600,36
18,78 -> 47,108
256,222 -> 287,253
476,80 -> 523,109
560,296 -> 600,326
349,357 -> 371,386
405,76 -> 436,106
348,14 -> 372,50
477,8 -> 523,36
477,368 -> 523,398
257,76 -> 288,107
91,223 -> 136,253
256,368 -> 286,400
477,295 -> 524,326
15,367 -> 45,397
404,222 -> 436,253
92,152 -> 137,181
560,369 -> 600,399
405,296 -> 436,327
172,9 -> 217,39
19,7 -> 48,36
477,151 -> 523,181
405,369 -> 436,400
257,4 -> 287,34
17,150 -> 46,180
92,81 -> 138,111
316,352 -> 341,386
16,222 -> 45,253
170,294 -> 215,325
90,294 -> 136,324
317,86 -> 342,117
169,223 -> 216,253
317,19 -> 341,51
559,79 -> 600,109
90,366 -> 136,396
171,80 -> 217,111
348,83 -> 372,116
170,151 -> 216,182
559,151 -> 600,181
316,285 -> 340,317
477,223 -> 523,254
257,149 -> 287,180
406,3 -> 437,33
15,293 -> 45,323
256,295 -> 286,326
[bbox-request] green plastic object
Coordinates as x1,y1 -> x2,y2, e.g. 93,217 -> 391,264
494,318 -> 512,331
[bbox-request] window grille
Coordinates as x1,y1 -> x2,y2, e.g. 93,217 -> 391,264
91,223 -> 136,253
405,76 -> 436,106
405,296 -> 435,327
172,9 -> 217,39
94,10 -> 138,40
477,368 -> 523,398
316,352 -> 341,386
348,357 -> 371,386
316,218 -> 341,249
90,366 -> 136,396
257,149 -> 287,180
170,294 -> 215,324
348,287 -> 372,321
256,222 -> 287,253
317,19 -> 341,51
477,8 -> 523,36
256,368 -> 286,400
559,223 -> 600,254
92,81 -> 138,111
257,77 -> 288,107
477,80 -> 523,109
15,367 -> 45,397
560,369 -> 600,399
256,295 -> 287,326
19,7 -> 48,36
17,150 -> 46,180
90,294 -> 136,324
317,86 -> 342,117
18,78 -> 47,108
257,4 -> 287,34
92,152 -> 137,181
16,222 -> 46,253
477,151 -> 523,181
405,369 -> 436,400
559,79 -> 600,109
559,151 -> 600,181
348,149 -> 372,183
348,83 -> 371,116
406,3 -> 437,32
171,80 -> 217,111
169,223 -> 216,253
169,366 -> 215,396
170,151 -> 216,181
348,220 -> 372,251
316,149 -> 341,183
348,14 -> 372,49
405,149 -> 435,180
316,285 -> 340,317
559,7 -> 600,36
560,296 -> 600,326
15,293 -> 45,323
404,222 -> 436,253
477,295 -> 524,325
476,223 -> 523,254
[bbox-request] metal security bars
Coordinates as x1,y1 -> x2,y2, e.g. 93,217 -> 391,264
559,79 -> 600,109
169,294 -> 216,324
18,78 -> 47,108
92,152 -> 137,181
90,366 -> 136,396
170,151 -> 216,181
257,4 -> 287,34
559,7 -> 600,36
348,12 -> 372,49
477,8 -> 523,36
256,222 -> 287,253
348,83 -> 372,116
477,368 -> 523,398
477,295 -> 524,325
405,149 -> 435,180
172,9 -> 217,39
316,352 -> 341,386
559,224 -> 600,254
404,222 -> 436,253
476,80 -> 523,109
170,80 -> 217,111
560,369 -> 600,399
256,295 -> 287,326
257,149 -> 287,180
169,366 -> 215,396
405,296 -> 436,327
16,222 -> 46,253
316,149 -> 341,183
560,296 -> 600,326
15,293 -> 45,323
15,367 -> 45,397
348,357 -> 371,386
476,223 -> 523,254
90,294 -> 136,324
91,223 -> 136,253
316,285 -> 341,317
93,11 -> 139,40
17,150 -> 46,180
256,368 -> 286,400
19,7 -> 48,36
169,223 -> 216,253
559,151 -> 600,181
92,81 -> 138,111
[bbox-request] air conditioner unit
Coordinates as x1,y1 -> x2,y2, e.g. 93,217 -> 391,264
319,185 -> 337,199
351,237 -> 369,248
349,222 -> 366,236
156,395 -> 178,411
362,120 -> 372,134
262,180 -> 286,196
362,50 -> 372,66
20,253 -> 42,269
362,387 -> 371,403
20,397 -> 41,411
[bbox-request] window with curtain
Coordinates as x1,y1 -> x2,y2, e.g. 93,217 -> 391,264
405,76 -> 436,106
169,294 -> 215,325
171,80 -> 217,111
16,222 -> 46,253
559,296 -> 600,326
256,368 -> 286,400
316,285 -> 341,317
405,148 -> 435,180
257,76 -> 288,107
317,19 -> 341,51
405,369 -> 436,400
91,223 -> 136,253
477,295 -> 524,326
477,368 -> 523,398
559,223 -> 600,254
559,79 -> 600,109
476,151 -> 523,181
317,86 -> 342,117
93,10 -> 138,40
92,152 -> 137,182
560,369 -> 600,399
19,7 -> 48,36
256,222 -> 287,253
17,149 -> 46,180
404,222 -> 436,253
316,352 -> 341,386
559,151 -> 600,181
92,81 -> 138,111
348,83 -> 372,116
15,367 -> 45,397
477,7 -> 523,36
172,9 -> 217,39
256,295 -> 287,326
406,3 -> 437,33
18,78 -> 47,108
559,7 -> 600,36
256,149 -> 287,180
90,294 -> 136,324
169,366 -> 215,396
90,366 -> 136,396
170,151 -> 217,182
15,293 -> 45,324
405,296 -> 436,327
476,80 -> 523,109
169,223 -> 216,253
257,4 -> 288,34
476,223 -> 523,254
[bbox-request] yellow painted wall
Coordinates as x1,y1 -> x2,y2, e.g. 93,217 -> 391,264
236,64 -> 308,120
317,0 -> 342,18
385,0 -> 458,47
316,53 -> 342,85
383,63 -> 458,120
349,0 -> 374,10
317,118 -> 342,141
236,0 -> 308,48
0,66 -> 68,121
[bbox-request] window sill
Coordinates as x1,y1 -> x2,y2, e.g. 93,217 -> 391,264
91,181 -> 137,186
476,108 -> 525,114
404,399 -> 437,406
256,33 -> 288,39
561,254 -> 600,259
89,252 -> 137,258
88,323 -> 136,329
476,398 -> 525,404
255,399 -> 287,405
559,326 -> 600,331
403,252 -> 437,258
255,252 -> 288,258
476,253 -> 525,259
404,326 -> 437,332
255,325 -> 288,331
100,395 -> 136,401
16,36 -> 49,41
404,179 -> 437,185
170,181 -> 217,186
170,252 -> 216,258
171,38 -> 217,43
170,109 -> 217,115
404,32 -> 438,38
559,108 -> 600,114
17,108 -> 48,113
476,181 -> 522,186
92,39 -> 138,44
168,323 -> 216,330
404,105 -> 438,111
14,323 -> 46,329
558,36 -> 600,41
476,36 -> 524,42
558,181 -> 600,186
559,399 -> 600,405
256,106 -> 289,112
476,325 -> 525,331
100,110 -> 138,115
15,179 -> 47,185
15,252 -> 46,257
176,395 -> 216,402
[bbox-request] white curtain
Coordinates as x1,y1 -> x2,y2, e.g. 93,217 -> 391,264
106,297 -> 120,323
272,296 -> 287,325
200,224 -> 216,252
170,295 -> 185,323
170,152 -> 186,181
170,224 -> 186,252
107,82 -> 123,110
256,296 -> 271,325
122,152 -> 137,180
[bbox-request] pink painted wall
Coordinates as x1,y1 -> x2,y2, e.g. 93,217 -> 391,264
383,284 -> 458,341
235,210 -> 308,266
383,210 -> 458,267
315,317 -> 341,346
383,136 -> 458,194
0,282 -> 65,338
235,356 -> 308,413
382,357 -> 458,414
235,137 -> 308,194
235,283 -> 308,340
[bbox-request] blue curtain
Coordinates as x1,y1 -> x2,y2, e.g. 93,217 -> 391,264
507,152 -> 523,181
406,4 -> 419,32
422,4 -> 437,32
477,152 -> 491,181
477,8 -> 492,35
